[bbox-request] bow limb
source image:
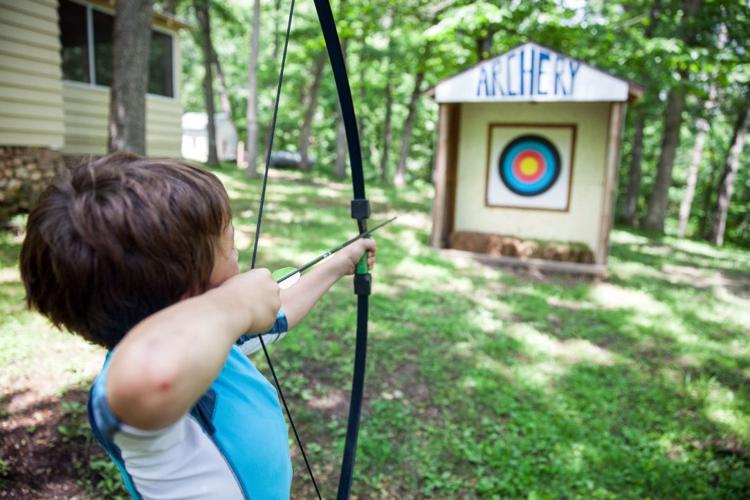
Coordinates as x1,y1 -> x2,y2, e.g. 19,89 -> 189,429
311,1 -> 370,499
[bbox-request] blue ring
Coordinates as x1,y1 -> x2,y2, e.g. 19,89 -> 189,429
499,135 -> 561,196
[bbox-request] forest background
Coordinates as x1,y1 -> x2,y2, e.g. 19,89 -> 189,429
172,0 -> 749,248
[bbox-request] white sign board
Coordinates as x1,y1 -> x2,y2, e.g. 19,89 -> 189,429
435,43 -> 630,103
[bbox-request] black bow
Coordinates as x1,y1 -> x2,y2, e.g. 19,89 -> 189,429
250,1 -> 370,498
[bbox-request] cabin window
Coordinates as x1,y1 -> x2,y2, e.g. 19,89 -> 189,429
149,31 -> 174,97
59,0 -> 90,83
58,0 -> 175,98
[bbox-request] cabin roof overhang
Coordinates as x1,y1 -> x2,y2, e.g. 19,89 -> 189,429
86,0 -> 191,30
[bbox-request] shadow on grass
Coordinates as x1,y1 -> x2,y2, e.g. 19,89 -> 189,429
0,385 -> 125,499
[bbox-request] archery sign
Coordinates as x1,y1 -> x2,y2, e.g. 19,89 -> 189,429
433,42 -> 631,103
486,124 -> 576,211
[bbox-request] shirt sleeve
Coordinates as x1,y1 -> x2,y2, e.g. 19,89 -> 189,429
235,308 -> 289,356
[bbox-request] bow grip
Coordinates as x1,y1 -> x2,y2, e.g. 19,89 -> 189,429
351,198 -> 371,296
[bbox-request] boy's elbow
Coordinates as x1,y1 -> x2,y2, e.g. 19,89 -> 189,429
107,351 -> 184,430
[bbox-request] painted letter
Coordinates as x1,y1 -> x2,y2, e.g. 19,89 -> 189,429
506,51 -> 516,96
537,50 -> 550,95
554,56 -> 566,95
519,47 -> 535,95
491,59 -> 505,96
477,66 -> 490,97
568,60 -> 580,95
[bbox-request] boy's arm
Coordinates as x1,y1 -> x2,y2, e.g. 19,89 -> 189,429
281,238 -> 376,329
106,269 -> 280,430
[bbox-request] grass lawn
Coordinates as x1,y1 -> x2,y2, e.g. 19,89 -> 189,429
2,164 -> 750,498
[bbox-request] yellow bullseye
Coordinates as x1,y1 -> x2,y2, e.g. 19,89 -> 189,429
519,157 -> 540,176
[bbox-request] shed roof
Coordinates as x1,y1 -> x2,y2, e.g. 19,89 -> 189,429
427,42 -> 642,104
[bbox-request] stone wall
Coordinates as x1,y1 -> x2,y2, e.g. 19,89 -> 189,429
0,146 -> 66,223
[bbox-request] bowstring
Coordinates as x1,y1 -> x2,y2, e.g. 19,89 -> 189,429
249,0 -> 322,497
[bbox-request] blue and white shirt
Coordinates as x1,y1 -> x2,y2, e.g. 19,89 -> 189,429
88,312 -> 292,499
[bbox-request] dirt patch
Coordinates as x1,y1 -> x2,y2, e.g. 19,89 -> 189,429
0,387 -> 97,498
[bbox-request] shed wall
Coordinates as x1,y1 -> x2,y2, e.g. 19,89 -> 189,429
453,102 -> 610,253
0,0 -> 65,148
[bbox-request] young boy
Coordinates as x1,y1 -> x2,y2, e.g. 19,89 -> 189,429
19,153 -> 376,499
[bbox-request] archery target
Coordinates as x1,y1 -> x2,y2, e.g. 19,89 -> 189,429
499,135 -> 561,196
486,125 -> 575,210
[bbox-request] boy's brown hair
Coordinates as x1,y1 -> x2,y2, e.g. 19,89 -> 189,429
20,153 -> 231,349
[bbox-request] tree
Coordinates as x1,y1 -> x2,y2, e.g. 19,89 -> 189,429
643,0 -> 703,231
299,53 -> 326,171
379,12 -> 395,183
709,91 -> 750,245
108,0 -> 153,155
394,61 -> 426,187
212,48 -> 233,122
246,0 -> 261,176
677,79 -> 718,237
195,0 -> 219,166
335,103 -> 347,179
621,0 -> 661,227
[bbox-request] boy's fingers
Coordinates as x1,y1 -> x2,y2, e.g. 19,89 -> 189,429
360,238 -> 376,253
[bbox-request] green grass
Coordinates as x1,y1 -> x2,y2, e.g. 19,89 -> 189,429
2,164 -> 749,498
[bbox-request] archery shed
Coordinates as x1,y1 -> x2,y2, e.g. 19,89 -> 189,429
428,42 -> 641,274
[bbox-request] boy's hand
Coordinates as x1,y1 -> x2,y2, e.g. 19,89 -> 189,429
333,238 -> 376,277
222,268 -> 281,333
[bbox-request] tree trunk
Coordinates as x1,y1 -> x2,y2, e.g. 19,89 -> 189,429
108,0 -> 152,155
273,0 -> 281,60
677,82 -> 717,237
334,36 -> 349,179
475,28 -> 496,61
195,1 -> 218,166
212,47 -> 233,121
299,52 -> 326,171
357,33 -> 367,146
246,0 -> 261,176
709,94 -> 750,245
335,104 -> 347,179
394,69 -> 425,187
619,0 -> 660,225
698,161 -> 717,238
677,25 -> 725,237
643,87 -> 685,231
380,77 -> 393,183
643,0 -> 702,232
623,110 -> 645,226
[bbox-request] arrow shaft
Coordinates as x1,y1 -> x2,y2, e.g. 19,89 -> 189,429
275,216 -> 396,283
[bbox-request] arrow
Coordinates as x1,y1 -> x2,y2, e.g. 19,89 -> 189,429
272,216 -> 396,285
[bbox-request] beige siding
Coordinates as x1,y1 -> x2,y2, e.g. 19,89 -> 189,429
453,102 -> 611,256
62,84 -> 182,157
0,0 -> 64,147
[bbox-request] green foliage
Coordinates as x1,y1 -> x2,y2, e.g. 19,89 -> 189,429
175,0 -> 748,245
58,396 -> 128,498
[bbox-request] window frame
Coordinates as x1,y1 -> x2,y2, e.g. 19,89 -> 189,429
61,0 -> 177,101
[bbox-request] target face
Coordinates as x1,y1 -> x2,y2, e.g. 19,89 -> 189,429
498,135 -> 561,197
